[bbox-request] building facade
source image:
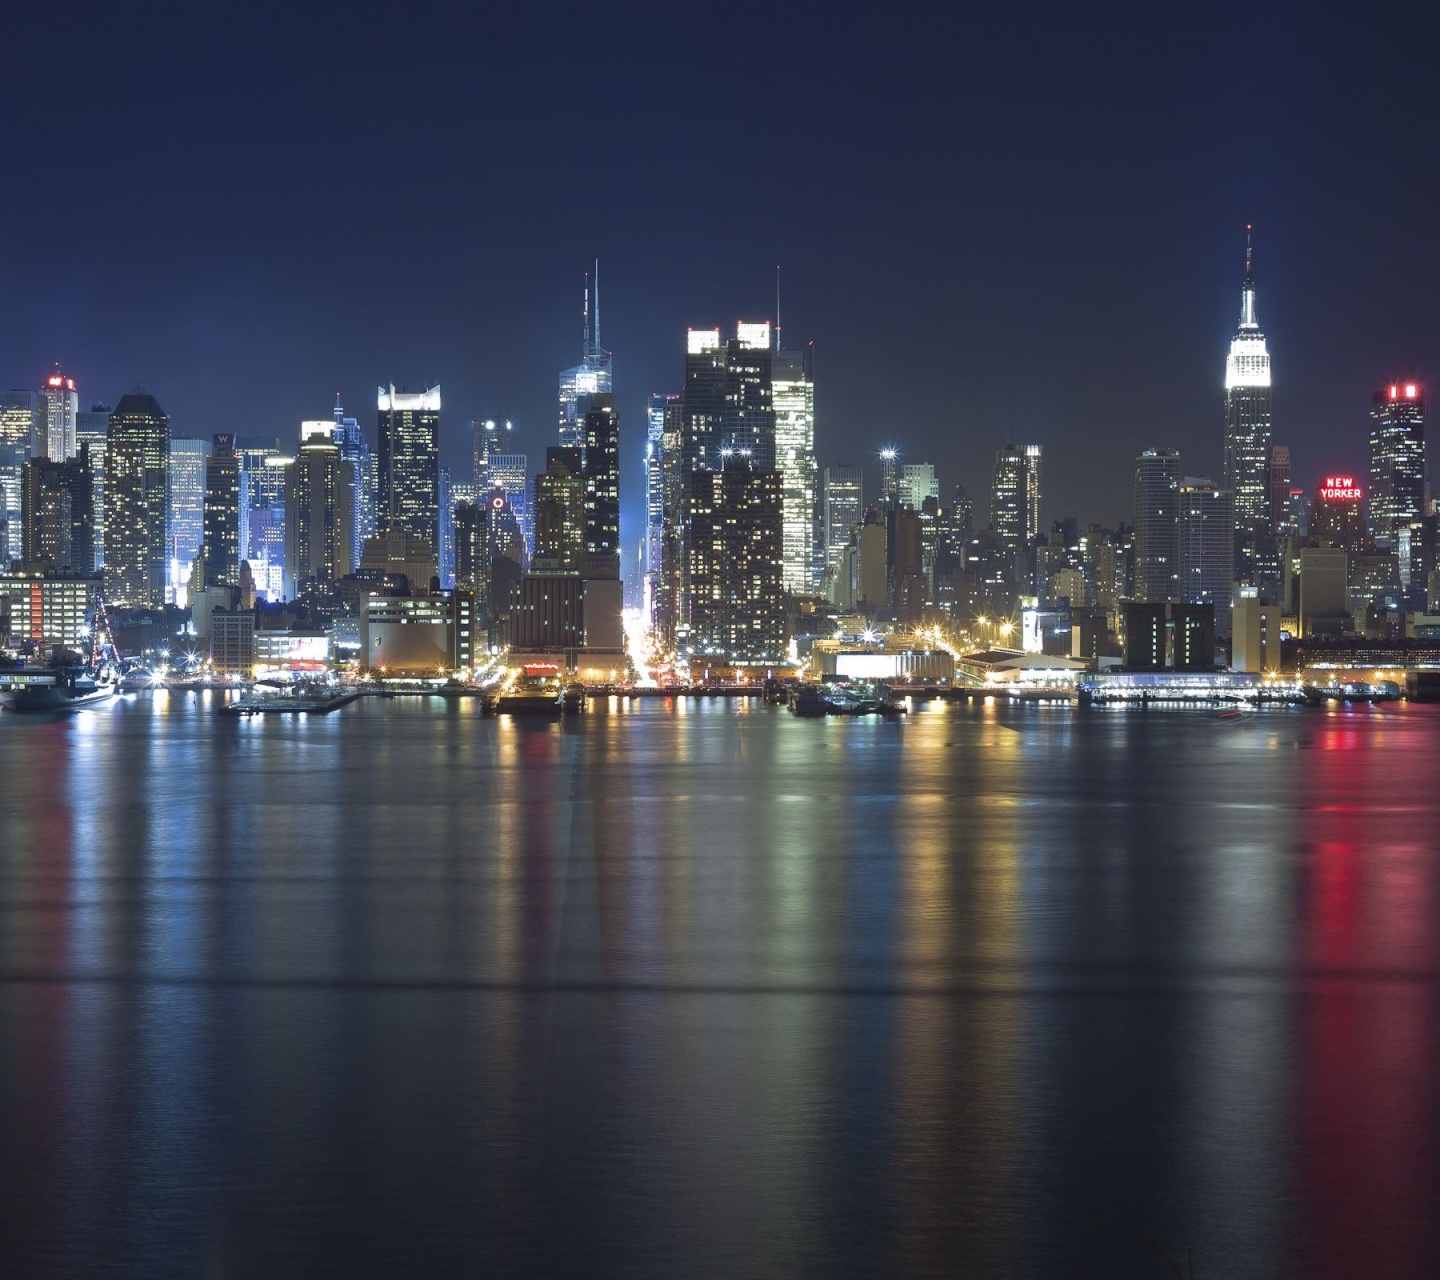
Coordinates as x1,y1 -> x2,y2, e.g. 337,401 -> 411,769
377,384 -> 440,561
104,390 -> 170,606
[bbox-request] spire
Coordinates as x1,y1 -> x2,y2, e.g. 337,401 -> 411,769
775,263 -> 782,351
1239,223 -> 1258,329
593,258 -> 601,353
333,391 -> 344,425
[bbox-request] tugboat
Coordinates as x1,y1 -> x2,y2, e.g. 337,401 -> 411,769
788,684 -> 827,717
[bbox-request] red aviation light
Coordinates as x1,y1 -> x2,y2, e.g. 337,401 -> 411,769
1405,383 -> 1418,398
1390,385 -> 1399,399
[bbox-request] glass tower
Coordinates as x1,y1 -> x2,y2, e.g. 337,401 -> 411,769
772,345 -> 816,594
1368,381 -> 1425,541
1133,448 -> 1180,602
377,384 -> 440,560
105,389 -> 170,606
1223,228 -> 1273,579
558,268 -> 612,454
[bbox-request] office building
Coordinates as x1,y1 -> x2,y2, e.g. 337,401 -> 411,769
168,438 -> 207,602
687,454 -> 785,666
558,270 -> 612,455
898,462 -> 939,514
1231,596 -> 1282,673
1223,229 -> 1274,578
105,389 -> 170,606
0,568 -> 100,650
1312,474 -> 1366,550
823,465 -> 864,574
359,528 -> 439,594
1299,545 -> 1349,636
360,590 -> 477,675
0,391 -> 36,562
644,392 -> 668,616
21,450 -> 94,571
991,445 -> 1028,575
332,397 -> 376,572
533,447 -> 585,573
1176,478 -> 1234,634
238,437 -> 289,601
202,434 -> 241,587
284,424 -> 356,599
38,367 -> 78,462
772,346 -> 816,595
1024,445 -> 1043,543
1133,448 -> 1180,602
1268,444 -> 1292,535
582,395 -> 620,579
75,403 -> 110,570
377,384 -> 440,562
1368,381 -> 1425,541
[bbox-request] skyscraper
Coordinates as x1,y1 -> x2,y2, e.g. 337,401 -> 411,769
722,322 -> 775,466
558,268 -> 612,454
898,463 -> 939,513
533,447 -> 585,572
645,392 -> 667,616
1024,444 -> 1043,543
991,445 -> 1027,572
823,465 -> 864,574
38,366 -> 78,462
168,437 -> 207,600
582,395 -> 620,579
1133,448 -> 1180,602
772,346 -> 816,595
1368,381 -> 1425,541
879,448 -> 899,506
687,454 -> 785,666
1268,444 -> 1292,536
377,384 -> 440,564
238,436 -> 288,601
1176,477 -> 1235,630
284,424 -> 356,599
105,389 -> 170,606
0,390 -> 36,562
1223,228 -> 1274,579
203,434 -> 242,587
332,396 -> 376,573
21,449 -> 94,571
76,402 -> 110,570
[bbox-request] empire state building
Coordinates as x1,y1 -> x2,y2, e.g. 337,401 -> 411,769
1223,227 -> 1273,581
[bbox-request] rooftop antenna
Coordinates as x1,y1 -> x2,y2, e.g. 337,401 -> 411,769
775,264 -> 781,351
582,271 -> 590,355
593,257 -> 601,354
333,391 -> 344,424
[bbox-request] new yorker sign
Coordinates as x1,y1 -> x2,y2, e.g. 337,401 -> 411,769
1318,476 -> 1363,501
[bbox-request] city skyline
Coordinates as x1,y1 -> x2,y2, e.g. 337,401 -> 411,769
2,8 -> 1437,553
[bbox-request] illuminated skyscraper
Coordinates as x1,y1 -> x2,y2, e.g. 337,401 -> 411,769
168,438 -> 207,602
21,449 -> 94,571
470,418 -> 529,556
284,424 -> 356,599
991,444 -> 1027,570
582,395 -> 620,579
1133,448 -> 1180,602
38,366 -> 78,462
898,463 -> 938,513
533,447 -> 585,572
1176,477 -> 1234,630
772,346 -> 816,594
645,392 -> 667,616
1368,381 -> 1425,541
76,402 -> 110,570
332,395 -> 375,572
558,267 -> 612,454
1223,228 -> 1274,578
203,433 -> 241,587
238,436 -> 288,601
1312,474 -> 1366,550
879,448 -> 899,506
1268,444 -> 1292,536
0,390 -> 37,562
105,389 -> 170,606
1024,444 -> 1043,543
377,384 -> 440,564
823,465 -> 864,574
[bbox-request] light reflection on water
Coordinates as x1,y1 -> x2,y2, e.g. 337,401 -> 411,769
0,695 -> 1438,1277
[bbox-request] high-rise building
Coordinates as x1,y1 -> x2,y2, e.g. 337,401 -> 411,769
377,384 -> 440,563
1176,477 -> 1234,627
687,454 -> 785,666
469,418 -> 529,559
533,447 -> 585,573
284,424 -> 356,600
203,433 -> 242,587
991,445 -> 1027,574
1268,444 -> 1292,536
75,402 -> 110,571
558,269 -> 612,454
0,390 -> 37,562
823,465 -> 864,574
773,346 -> 816,595
723,322 -> 775,467
1368,381 -> 1425,541
168,438 -> 207,602
1133,448 -> 1180,602
1223,228 -> 1274,579
332,396 -> 376,573
105,389 -> 170,606
38,366 -> 79,462
645,392 -> 667,616
21,449 -> 94,571
1312,473 -> 1366,550
1024,445 -> 1043,543
238,437 -> 288,601
898,463 -> 938,513
879,448 -> 899,506
582,395 -> 620,579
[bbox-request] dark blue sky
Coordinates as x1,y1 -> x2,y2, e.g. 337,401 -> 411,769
3,1 -> 1437,556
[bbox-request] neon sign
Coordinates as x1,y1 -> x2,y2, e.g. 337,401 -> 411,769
1318,475 -> 1363,501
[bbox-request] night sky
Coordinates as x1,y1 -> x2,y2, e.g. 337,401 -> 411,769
3,2 -> 1438,557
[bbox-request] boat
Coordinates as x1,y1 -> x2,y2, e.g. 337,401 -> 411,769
486,664 -> 574,716
823,685 -> 864,715
6,662 -> 121,713
222,682 -> 360,715
788,684 -> 827,717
